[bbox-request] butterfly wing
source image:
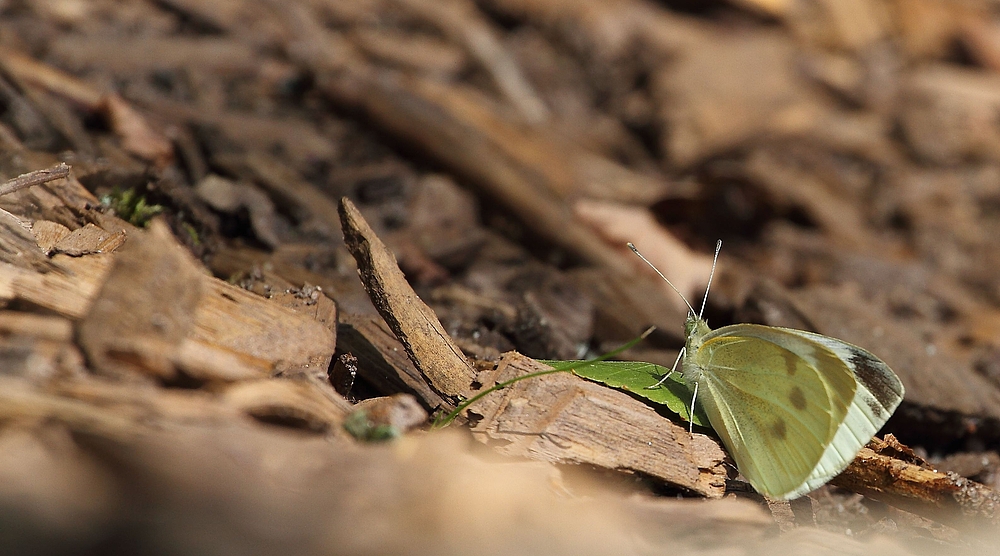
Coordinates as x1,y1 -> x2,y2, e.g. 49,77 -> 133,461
768,327 -> 905,499
690,324 -> 858,499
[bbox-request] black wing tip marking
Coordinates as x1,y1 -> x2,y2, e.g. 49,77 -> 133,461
849,351 -> 904,412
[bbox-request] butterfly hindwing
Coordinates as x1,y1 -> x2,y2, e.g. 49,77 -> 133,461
689,324 -> 858,499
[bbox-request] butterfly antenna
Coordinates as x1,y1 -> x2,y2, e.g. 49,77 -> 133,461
627,243 -> 696,316
697,240 -> 722,320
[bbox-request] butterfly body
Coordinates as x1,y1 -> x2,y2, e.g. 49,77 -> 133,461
680,314 -> 905,500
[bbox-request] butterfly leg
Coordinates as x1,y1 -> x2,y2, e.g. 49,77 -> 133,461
648,347 -> 685,389
688,380 -> 699,434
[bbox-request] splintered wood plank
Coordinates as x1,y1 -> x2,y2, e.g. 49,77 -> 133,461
190,277 -> 336,375
469,352 -> 728,498
339,197 -> 475,403
0,253 -> 114,319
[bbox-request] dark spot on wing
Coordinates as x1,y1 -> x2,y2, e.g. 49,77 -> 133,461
771,419 -> 787,439
850,351 -> 904,410
789,386 -> 807,411
782,350 -> 797,376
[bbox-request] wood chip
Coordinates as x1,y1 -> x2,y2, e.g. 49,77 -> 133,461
77,219 -> 205,379
49,223 -> 126,256
339,197 -> 475,403
469,352 -> 728,498
834,434 -> 1000,530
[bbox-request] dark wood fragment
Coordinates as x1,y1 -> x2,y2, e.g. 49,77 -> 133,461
329,352 -> 358,398
0,162 -> 70,197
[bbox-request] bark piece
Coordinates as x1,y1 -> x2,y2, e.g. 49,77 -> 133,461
0,312 -> 73,342
742,146 -> 869,246
208,244 -> 377,317
195,174 -> 281,248
573,199 -> 713,310
76,219 -> 204,379
0,49 -> 173,165
50,36 -> 259,73
339,197 -> 475,402
0,254 -> 114,319
222,378 -> 352,434
900,64 -> 1000,165
329,352 -> 358,398
392,0 -> 547,123
469,351 -> 728,498
653,30 -> 826,166
69,421 -> 783,556
567,266 -> 689,344
173,339 -> 273,382
833,435 -> 1000,530
30,220 -> 71,253
0,424 -> 118,552
49,223 -> 126,256
242,151 -> 341,237
0,162 -> 71,197
0,207 -> 53,272
352,27 -> 467,77
189,277 -> 337,375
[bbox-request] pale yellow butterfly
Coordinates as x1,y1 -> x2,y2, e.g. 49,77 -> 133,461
629,241 -> 905,500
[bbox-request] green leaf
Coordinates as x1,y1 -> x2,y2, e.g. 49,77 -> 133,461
542,360 -> 710,428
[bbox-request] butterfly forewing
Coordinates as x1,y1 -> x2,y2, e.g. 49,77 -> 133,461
691,324 -> 857,498
765,328 -> 905,499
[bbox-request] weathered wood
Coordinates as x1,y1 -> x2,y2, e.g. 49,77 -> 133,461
339,197 -> 475,403
0,162 -> 70,197
834,435 -> 1000,530
49,223 -> 126,256
222,378 -> 352,434
77,219 -> 204,379
469,352 -> 728,498
190,277 -> 337,375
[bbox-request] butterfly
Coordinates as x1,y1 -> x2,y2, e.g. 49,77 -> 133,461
629,241 -> 905,500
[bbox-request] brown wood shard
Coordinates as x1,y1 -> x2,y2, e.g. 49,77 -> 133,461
833,434 -> 1000,530
469,352 -> 728,498
76,219 -> 204,379
338,197 -> 475,405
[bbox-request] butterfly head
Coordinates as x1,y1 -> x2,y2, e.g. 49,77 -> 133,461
684,313 -> 711,339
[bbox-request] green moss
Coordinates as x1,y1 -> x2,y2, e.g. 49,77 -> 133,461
100,187 -> 163,227
343,410 -> 400,442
